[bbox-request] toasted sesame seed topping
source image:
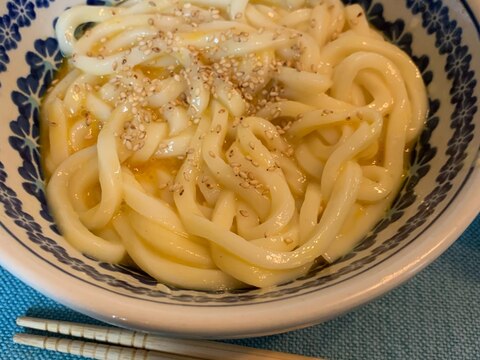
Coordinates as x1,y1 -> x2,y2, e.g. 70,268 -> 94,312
239,181 -> 250,189
239,209 -> 249,217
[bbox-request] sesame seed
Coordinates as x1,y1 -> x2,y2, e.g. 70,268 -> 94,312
265,130 -> 274,140
239,209 -> 249,217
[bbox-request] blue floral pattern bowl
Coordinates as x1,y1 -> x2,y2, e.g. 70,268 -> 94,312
0,0 -> 478,338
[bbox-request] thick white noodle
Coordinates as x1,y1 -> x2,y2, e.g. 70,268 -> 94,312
43,0 -> 427,290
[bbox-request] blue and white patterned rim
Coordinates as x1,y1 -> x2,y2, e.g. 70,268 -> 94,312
0,0 -> 478,305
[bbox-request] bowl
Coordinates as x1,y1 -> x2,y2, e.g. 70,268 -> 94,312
0,0 -> 478,338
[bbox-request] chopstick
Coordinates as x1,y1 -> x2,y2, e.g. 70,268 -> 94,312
14,317 -> 323,360
13,333 -> 195,360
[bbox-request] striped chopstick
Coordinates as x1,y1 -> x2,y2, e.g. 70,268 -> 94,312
14,317 -> 323,360
13,333 -> 194,360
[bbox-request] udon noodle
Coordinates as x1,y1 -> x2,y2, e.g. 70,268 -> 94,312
42,0 -> 427,290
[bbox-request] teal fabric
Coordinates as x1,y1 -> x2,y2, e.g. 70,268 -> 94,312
1,216 -> 479,359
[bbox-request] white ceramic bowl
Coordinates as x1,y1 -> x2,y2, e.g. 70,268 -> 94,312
0,0 -> 479,338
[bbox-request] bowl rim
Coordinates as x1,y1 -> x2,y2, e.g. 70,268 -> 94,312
0,0 -> 479,338
1,165 -> 478,338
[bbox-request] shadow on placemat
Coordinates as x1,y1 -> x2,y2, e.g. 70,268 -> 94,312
25,307 -> 104,326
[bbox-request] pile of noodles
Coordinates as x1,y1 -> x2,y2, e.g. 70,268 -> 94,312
43,0 -> 427,290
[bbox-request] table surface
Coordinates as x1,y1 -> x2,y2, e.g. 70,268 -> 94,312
0,215 -> 479,360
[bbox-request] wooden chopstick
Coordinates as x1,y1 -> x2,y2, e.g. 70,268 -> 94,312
13,333 -> 197,360
15,317 -> 323,360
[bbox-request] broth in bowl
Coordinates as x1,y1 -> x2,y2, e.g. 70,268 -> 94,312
42,0 -> 427,291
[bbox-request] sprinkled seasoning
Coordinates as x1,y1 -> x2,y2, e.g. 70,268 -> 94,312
73,2 -> 307,205
239,209 -> 249,217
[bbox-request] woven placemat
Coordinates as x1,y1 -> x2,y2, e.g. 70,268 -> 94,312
1,216 -> 479,359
